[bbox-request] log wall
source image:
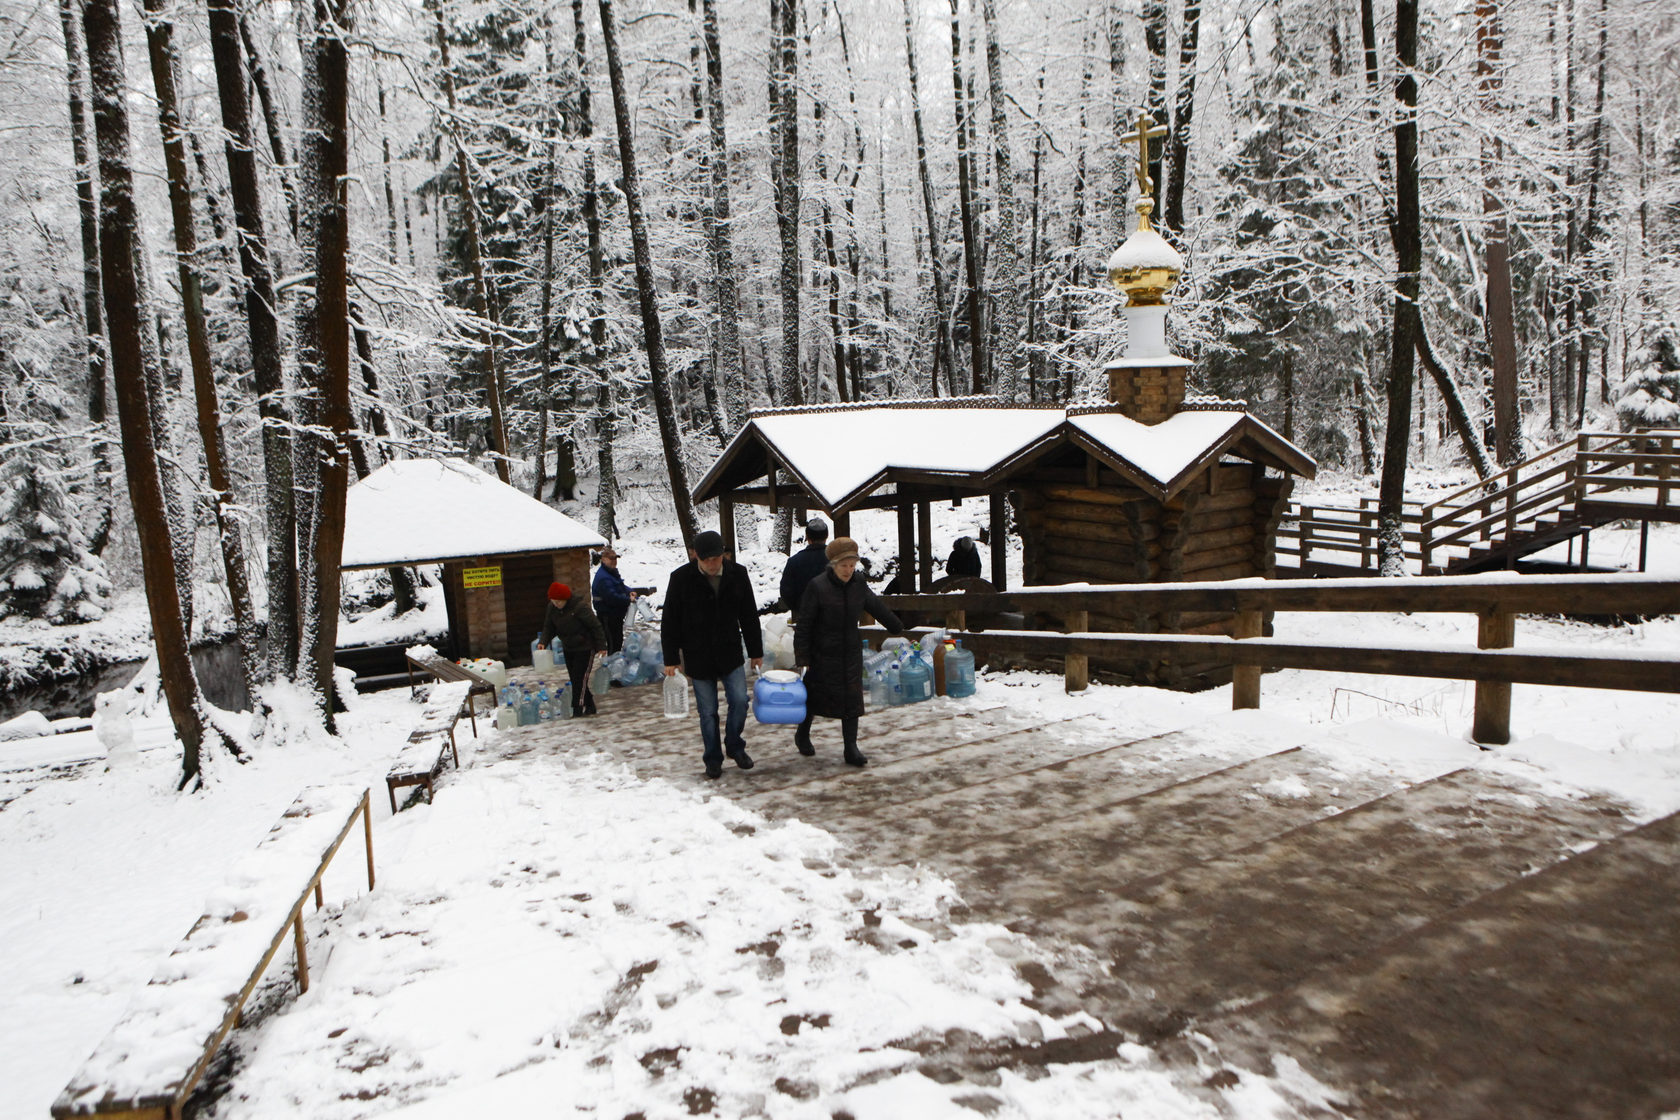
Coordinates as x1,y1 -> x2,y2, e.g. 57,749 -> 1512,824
1015,458 -> 1296,690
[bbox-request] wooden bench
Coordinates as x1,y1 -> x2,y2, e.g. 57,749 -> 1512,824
52,786 -> 375,1120
386,679 -> 476,812
403,649 -> 496,710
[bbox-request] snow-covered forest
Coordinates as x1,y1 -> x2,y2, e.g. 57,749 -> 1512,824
1,0 -> 1677,776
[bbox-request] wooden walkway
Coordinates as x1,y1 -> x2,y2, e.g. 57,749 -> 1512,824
489,680 -> 1680,1118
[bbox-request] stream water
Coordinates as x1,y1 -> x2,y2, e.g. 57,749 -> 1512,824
0,639 -> 250,724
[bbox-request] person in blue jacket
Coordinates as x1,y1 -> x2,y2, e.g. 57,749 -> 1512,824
591,545 -> 637,652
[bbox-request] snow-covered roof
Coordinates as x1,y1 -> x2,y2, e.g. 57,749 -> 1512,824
341,458 -> 605,569
693,399 -> 1314,511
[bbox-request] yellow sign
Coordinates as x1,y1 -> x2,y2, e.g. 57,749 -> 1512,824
462,565 -> 502,590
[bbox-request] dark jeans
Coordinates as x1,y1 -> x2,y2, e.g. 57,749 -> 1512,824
797,712 -> 859,749
563,647 -> 597,715
599,607 -> 627,654
692,664 -> 748,766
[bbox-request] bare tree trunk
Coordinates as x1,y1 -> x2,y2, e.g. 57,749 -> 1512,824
56,0 -> 112,554
378,71 -> 401,264
1476,0 -> 1521,464
533,23 -> 559,501
1575,0 -> 1608,426
1163,0 -> 1202,235
598,0 -> 698,547
571,0 -> 617,540
82,0 -> 207,783
238,13 -> 297,237
979,0 -> 1024,401
141,0 -> 262,702
901,0 -> 951,397
433,6 -> 511,484
1378,0 -> 1422,575
769,0 -> 799,553
206,0 -> 296,681
1352,367 -> 1378,473
946,0 -> 984,394
292,0 -> 353,729
1413,318 -> 1494,477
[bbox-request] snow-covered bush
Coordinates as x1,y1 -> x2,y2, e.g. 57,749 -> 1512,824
1616,328 -> 1680,430
0,442 -> 112,624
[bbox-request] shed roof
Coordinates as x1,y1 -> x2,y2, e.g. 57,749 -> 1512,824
341,458 -> 606,569
694,399 -> 1315,512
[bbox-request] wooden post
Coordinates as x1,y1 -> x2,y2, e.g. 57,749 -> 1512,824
834,511 -> 850,538
918,500 -> 933,590
362,790 -> 375,890
1064,609 -> 1089,692
719,494 -> 736,556
314,882 -> 324,910
945,609 -> 967,632
293,913 -> 309,993
989,493 -> 1008,591
1299,504 -> 1314,568
1231,609 -> 1262,709
897,500 -> 914,592
1472,609 -> 1515,745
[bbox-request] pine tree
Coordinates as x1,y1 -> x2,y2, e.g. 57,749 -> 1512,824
0,437 -> 112,624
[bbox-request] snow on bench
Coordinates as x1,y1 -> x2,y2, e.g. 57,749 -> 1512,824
52,785 -> 375,1120
403,645 -> 495,707
386,679 -> 476,813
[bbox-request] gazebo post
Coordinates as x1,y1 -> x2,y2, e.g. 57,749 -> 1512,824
917,501 -> 933,590
719,494 -> 736,556
897,500 -> 915,593
989,493 -> 1008,591
834,510 -> 850,538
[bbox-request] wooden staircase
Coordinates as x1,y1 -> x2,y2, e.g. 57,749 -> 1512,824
1278,429 -> 1680,576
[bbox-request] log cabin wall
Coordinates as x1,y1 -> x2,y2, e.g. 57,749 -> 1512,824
1015,457 -> 1295,689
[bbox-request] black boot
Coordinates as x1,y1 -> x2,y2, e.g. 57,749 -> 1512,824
843,744 -> 867,767
794,716 -> 815,756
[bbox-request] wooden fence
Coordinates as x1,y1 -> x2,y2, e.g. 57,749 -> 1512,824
879,573 -> 1680,745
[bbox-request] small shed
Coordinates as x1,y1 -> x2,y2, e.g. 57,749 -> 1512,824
341,458 -> 606,664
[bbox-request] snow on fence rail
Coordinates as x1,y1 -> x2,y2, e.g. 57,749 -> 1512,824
52,785 -> 375,1120
879,572 -> 1680,745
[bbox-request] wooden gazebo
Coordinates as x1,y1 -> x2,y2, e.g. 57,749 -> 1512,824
342,458 -> 606,664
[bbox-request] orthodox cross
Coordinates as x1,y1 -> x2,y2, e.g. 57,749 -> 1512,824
1119,111 -> 1169,227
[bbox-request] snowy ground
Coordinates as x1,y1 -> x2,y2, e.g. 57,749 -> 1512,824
4,493 -> 1679,1119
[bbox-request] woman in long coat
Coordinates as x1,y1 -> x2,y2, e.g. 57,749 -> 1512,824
793,537 -> 904,766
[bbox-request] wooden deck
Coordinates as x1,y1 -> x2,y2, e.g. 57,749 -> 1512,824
491,679 -> 1680,1118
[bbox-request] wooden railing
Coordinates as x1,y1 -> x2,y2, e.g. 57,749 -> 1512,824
879,573 -> 1680,745
1279,430 -> 1680,575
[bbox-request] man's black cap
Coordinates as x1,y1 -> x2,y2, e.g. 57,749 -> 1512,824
694,530 -> 726,559
806,518 -> 829,540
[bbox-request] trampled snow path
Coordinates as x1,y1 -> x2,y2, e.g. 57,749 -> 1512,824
199,734 -> 1251,1120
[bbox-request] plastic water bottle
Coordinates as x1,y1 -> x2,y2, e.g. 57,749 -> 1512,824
590,657 -> 611,698
536,685 -> 552,721
868,669 -> 889,709
900,649 -> 933,703
556,682 -> 573,719
860,639 -> 872,682
518,691 -> 539,726
664,670 -> 689,718
887,662 -> 904,706
623,630 -> 642,659
945,640 -> 977,699
532,635 -> 553,673
497,700 -> 518,730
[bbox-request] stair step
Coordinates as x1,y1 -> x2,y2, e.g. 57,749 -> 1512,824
1074,769 -> 1640,1038
1212,808 -> 1680,1119
919,744 -> 1462,932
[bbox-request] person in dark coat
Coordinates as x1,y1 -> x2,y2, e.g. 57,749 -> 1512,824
591,546 -> 637,652
661,530 -> 764,779
946,535 -> 983,578
540,582 -> 607,716
793,537 -> 904,767
779,518 -> 830,620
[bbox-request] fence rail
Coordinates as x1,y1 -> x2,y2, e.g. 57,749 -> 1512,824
879,573 -> 1680,745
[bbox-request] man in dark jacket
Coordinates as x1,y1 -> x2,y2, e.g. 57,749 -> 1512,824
540,582 -> 607,716
946,535 -> 983,578
591,546 -> 636,652
661,530 -> 764,778
778,518 -> 829,619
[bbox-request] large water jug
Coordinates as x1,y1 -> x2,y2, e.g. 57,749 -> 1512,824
610,654 -> 637,685
753,670 -> 807,724
623,630 -> 643,659
868,670 -> 889,709
518,692 -> 539,726
900,649 -> 934,703
531,635 -> 553,673
590,658 -> 611,697
945,640 -> 977,698
496,701 -> 518,730
664,670 -> 689,718
556,682 -> 572,719
639,631 -> 662,665
881,636 -> 913,657
536,685 -> 552,721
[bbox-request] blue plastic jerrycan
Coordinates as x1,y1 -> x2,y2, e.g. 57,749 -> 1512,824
753,669 -> 807,724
